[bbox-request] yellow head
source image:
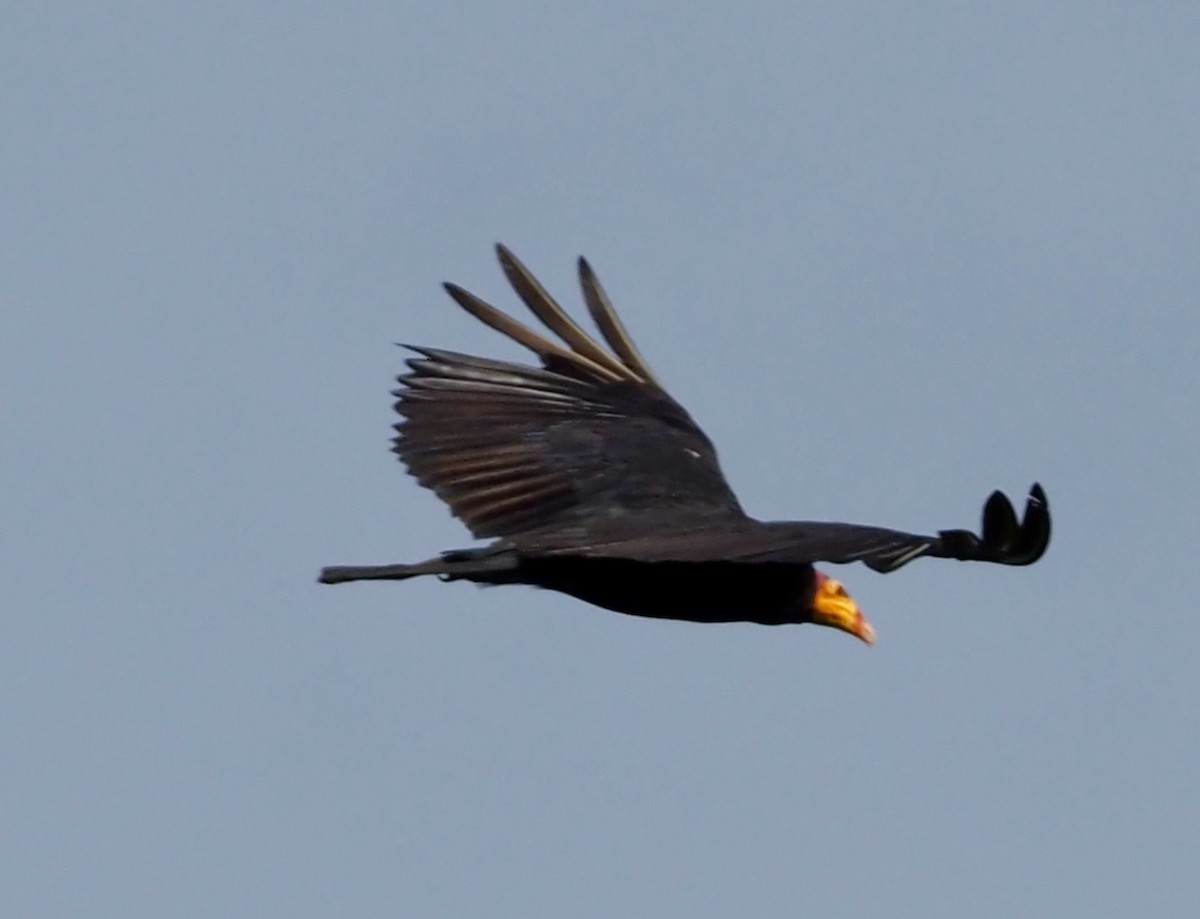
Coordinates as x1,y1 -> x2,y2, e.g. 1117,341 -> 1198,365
811,571 -> 876,644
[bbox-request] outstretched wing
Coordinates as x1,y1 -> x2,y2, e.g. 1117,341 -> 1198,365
520,485 -> 1050,573
393,245 -> 745,541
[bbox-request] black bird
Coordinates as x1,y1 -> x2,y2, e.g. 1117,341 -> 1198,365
319,246 -> 1050,643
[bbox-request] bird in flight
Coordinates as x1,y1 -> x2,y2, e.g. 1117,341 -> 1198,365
320,246 -> 1050,643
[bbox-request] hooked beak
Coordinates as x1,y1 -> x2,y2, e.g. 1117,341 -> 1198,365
812,576 -> 876,644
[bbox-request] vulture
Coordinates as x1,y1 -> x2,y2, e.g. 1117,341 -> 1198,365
319,246 -> 1050,643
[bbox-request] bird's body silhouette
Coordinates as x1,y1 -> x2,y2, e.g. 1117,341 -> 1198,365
320,246 -> 1050,642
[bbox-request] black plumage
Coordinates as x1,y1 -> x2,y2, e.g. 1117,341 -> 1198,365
319,246 -> 1050,642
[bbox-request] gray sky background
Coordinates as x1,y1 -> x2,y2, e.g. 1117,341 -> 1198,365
5,3 -> 1198,916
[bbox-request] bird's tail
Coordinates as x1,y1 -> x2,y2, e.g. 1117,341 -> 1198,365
318,547 -> 518,585
319,560 -> 439,584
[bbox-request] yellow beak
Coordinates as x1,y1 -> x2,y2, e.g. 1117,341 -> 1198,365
812,577 -> 876,644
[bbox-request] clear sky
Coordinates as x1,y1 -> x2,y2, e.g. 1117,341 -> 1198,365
5,3 -> 1198,917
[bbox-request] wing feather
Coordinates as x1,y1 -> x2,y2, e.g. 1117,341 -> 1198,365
392,251 -> 743,540
518,485 -> 1050,572
441,282 -> 624,383
577,256 -> 663,387
496,245 -> 638,381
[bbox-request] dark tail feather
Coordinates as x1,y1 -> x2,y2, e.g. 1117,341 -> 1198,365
319,561 -> 433,584
318,548 -> 518,585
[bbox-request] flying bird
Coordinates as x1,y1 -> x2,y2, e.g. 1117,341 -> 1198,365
319,246 -> 1050,643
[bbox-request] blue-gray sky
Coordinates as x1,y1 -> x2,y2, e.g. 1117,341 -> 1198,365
5,3 -> 1198,916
